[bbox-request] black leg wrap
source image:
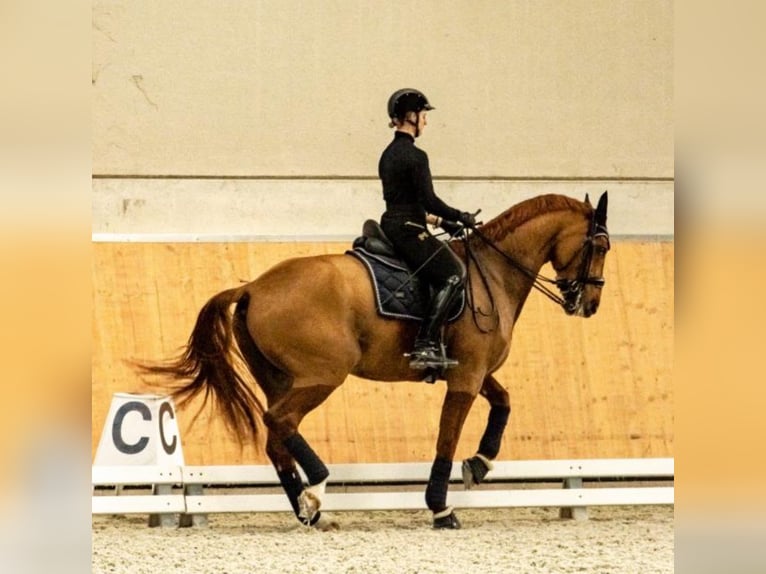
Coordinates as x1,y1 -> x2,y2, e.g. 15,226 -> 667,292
425,456 -> 453,512
478,405 -> 510,459
277,469 -> 304,518
283,433 -> 330,486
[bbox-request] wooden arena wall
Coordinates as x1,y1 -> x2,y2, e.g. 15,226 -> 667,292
92,240 -> 673,464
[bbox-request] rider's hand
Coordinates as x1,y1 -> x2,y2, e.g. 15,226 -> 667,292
458,211 -> 477,228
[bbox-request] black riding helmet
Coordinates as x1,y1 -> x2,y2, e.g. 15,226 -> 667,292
387,88 -> 435,124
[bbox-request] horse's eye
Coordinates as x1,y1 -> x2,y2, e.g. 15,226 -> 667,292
595,246 -> 607,256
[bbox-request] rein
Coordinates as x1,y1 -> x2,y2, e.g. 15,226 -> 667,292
460,234 -> 500,333
458,211 -> 609,324
470,226 -> 566,305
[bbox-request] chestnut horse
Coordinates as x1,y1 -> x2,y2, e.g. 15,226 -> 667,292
140,192 -> 610,529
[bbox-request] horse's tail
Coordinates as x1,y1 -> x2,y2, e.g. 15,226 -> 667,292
137,285 -> 264,444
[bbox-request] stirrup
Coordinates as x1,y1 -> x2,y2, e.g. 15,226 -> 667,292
406,344 -> 458,370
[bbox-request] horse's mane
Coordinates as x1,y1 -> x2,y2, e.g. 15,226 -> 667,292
477,194 -> 591,243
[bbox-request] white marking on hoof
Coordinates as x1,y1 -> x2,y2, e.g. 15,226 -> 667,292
462,453 -> 495,489
297,479 -> 327,523
433,506 -> 454,520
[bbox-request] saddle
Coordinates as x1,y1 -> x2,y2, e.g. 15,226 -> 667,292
347,220 -> 464,322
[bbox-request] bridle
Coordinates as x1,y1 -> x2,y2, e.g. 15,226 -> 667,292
551,214 -> 611,314
459,210 -> 610,329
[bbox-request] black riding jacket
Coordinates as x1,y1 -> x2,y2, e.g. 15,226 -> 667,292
378,131 -> 462,223
377,131 -> 466,288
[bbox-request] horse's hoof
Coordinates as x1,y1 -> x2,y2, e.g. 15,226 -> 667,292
433,508 -> 461,530
461,459 -> 476,489
297,490 -> 321,524
461,454 -> 493,490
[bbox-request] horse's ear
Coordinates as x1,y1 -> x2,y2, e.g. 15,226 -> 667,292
584,193 -> 592,207
595,191 -> 608,225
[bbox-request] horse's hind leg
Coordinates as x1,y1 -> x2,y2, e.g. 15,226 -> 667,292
228,368 -> 314,525
234,303 -> 332,527
462,374 -> 511,489
265,428 -> 341,529
262,382 -> 339,525
235,330 -> 332,526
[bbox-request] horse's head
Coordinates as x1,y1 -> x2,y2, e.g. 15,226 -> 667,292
551,191 -> 610,317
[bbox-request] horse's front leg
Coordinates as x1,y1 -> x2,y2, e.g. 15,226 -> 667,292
426,389 -> 477,529
462,374 -> 511,489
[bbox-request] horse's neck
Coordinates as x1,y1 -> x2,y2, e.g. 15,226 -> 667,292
476,212 -> 567,297
498,214 -> 563,268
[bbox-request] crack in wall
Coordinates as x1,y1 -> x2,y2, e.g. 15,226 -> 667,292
131,75 -> 159,109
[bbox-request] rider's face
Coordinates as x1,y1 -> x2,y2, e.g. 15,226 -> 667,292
408,110 -> 427,134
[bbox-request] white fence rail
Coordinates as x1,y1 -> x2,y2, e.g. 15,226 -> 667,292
92,458 -> 674,526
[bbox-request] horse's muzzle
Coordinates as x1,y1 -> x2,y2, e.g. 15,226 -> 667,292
558,276 -> 604,317
582,299 -> 600,317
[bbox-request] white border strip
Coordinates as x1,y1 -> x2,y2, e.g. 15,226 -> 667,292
92,459 -> 674,515
185,487 -> 674,514
91,233 -> 359,243
92,178 -> 674,238
91,232 -> 673,243
178,458 -> 674,485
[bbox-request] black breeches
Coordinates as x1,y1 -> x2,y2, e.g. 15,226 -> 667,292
380,216 -> 465,289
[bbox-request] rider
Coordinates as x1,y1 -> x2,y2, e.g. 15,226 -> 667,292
378,88 -> 477,370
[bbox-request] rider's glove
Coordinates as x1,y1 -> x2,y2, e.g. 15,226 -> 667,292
458,211 -> 477,228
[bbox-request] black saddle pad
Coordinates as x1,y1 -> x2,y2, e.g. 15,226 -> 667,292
347,247 -> 464,322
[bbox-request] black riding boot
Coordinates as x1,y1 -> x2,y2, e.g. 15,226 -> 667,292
408,275 -> 463,370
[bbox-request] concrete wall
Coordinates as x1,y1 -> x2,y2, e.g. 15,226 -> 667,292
93,1 -> 672,178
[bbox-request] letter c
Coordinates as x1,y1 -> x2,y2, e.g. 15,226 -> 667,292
112,401 -> 151,454
159,401 -> 177,455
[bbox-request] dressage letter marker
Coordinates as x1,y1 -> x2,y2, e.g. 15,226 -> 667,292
94,393 -> 186,527
95,393 -> 185,466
